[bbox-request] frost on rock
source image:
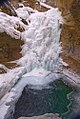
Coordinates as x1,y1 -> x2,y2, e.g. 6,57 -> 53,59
17,8 -> 62,73
0,64 -> 9,72
16,6 -> 37,21
0,12 -> 26,39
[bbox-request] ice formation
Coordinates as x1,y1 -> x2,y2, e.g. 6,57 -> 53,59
16,6 -> 37,21
37,0 -> 53,9
0,4 -> 64,119
0,5 -> 63,73
0,12 -> 26,39
17,8 -> 62,73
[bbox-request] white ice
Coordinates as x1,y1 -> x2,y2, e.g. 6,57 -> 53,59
0,12 -> 26,39
17,8 -> 63,73
37,0 -> 53,9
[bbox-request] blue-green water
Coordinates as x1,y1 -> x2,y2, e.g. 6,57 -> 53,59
63,87 -> 80,119
13,79 -> 73,119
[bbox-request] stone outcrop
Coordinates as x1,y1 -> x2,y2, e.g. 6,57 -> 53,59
0,32 -> 23,71
56,0 -> 80,73
18,113 -> 61,119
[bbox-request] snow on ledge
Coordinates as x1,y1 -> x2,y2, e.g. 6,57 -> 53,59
0,12 -> 26,39
37,0 -> 53,9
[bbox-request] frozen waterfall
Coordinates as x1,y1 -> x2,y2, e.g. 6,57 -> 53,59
0,6 -> 63,74
0,6 -> 64,119
17,8 -> 63,73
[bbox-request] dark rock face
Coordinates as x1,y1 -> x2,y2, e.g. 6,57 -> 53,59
0,0 -> 9,5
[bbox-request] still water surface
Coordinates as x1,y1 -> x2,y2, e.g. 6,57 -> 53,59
13,80 -> 73,119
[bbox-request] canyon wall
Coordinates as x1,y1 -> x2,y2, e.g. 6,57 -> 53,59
56,0 -> 80,73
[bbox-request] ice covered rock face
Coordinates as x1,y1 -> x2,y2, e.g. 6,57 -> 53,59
17,8 -> 62,73
0,12 -> 26,39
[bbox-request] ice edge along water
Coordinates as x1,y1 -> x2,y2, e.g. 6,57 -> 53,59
0,4 -> 64,119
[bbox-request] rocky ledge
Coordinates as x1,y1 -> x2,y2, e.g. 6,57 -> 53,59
18,113 -> 61,119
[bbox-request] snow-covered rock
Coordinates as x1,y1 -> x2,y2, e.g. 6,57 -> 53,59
16,6 -> 37,21
0,67 -> 25,99
0,12 -> 26,39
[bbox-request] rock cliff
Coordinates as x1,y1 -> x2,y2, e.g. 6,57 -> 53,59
56,0 -> 80,73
